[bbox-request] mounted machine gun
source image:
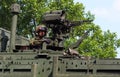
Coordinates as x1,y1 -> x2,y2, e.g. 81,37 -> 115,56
42,10 -> 92,50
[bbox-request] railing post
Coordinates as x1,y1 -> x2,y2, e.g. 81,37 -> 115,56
32,64 -> 37,77
52,56 -> 58,77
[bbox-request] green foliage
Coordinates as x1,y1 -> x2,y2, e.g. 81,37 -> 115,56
0,0 -> 120,58
0,0 -> 16,30
77,25 -> 118,58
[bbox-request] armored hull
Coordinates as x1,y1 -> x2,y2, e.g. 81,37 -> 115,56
0,50 -> 120,77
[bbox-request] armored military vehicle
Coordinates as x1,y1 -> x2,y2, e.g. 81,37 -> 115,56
0,3 -> 120,77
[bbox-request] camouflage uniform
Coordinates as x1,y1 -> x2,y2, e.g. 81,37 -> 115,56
30,25 -> 47,49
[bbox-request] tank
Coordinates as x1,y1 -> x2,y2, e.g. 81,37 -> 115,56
0,3 -> 120,77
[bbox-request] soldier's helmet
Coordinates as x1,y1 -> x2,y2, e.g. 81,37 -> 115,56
36,25 -> 47,33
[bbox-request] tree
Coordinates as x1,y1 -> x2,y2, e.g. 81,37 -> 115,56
0,0 -> 16,30
77,25 -> 120,58
0,0 -> 120,58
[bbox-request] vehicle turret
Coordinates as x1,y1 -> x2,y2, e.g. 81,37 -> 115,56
41,10 -> 92,51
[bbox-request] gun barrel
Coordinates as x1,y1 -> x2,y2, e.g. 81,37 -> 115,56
68,29 -> 91,49
68,20 -> 93,27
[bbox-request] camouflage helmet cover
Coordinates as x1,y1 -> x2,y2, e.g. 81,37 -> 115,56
36,25 -> 47,33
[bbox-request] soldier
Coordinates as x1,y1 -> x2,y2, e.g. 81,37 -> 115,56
30,25 -> 48,49
0,30 -> 9,52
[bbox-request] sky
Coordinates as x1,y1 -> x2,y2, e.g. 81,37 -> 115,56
74,0 -> 120,58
